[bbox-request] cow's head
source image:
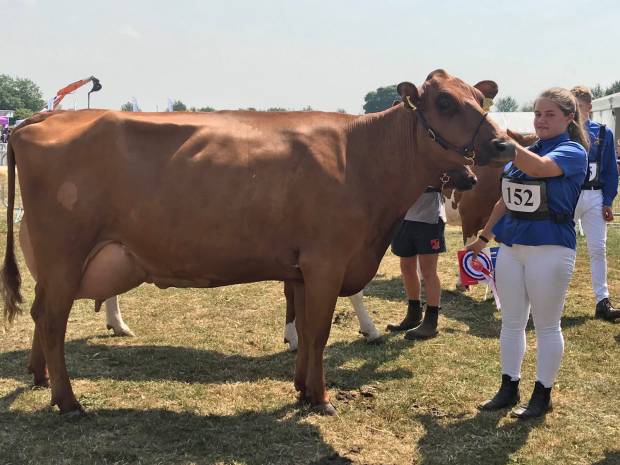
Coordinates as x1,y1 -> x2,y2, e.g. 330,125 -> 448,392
397,70 -> 515,168
426,164 -> 478,192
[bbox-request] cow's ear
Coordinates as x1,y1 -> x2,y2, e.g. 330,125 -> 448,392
397,82 -> 421,107
474,80 -> 499,99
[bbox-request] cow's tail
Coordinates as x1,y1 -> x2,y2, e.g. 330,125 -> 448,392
1,140 -> 23,324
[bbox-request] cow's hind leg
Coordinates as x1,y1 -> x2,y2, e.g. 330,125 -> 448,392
298,262 -> 343,415
104,296 -> 135,337
283,282 -> 298,351
349,291 -> 381,343
32,283 -> 83,415
293,282 -> 308,397
28,288 -> 48,388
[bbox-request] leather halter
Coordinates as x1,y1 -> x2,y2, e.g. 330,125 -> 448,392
404,95 -> 489,165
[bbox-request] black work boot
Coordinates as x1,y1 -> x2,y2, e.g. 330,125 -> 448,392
595,298 -> 620,322
511,381 -> 552,419
386,300 -> 422,332
404,305 -> 439,340
478,374 -> 520,411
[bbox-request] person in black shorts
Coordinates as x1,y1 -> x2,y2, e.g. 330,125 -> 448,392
387,187 -> 446,339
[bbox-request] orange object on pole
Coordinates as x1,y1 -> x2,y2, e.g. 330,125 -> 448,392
48,76 -> 102,111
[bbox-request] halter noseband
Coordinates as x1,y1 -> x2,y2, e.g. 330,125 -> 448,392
404,95 -> 489,164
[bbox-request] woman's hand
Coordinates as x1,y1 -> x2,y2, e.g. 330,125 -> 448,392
466,238 -> 487,258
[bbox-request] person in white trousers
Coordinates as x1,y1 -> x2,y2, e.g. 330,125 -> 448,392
571,86 -> 619,321
468,88 -> 588,419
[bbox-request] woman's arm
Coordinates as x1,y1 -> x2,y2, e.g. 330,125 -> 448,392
466,198 -> 507,256
513,144 -> 563,178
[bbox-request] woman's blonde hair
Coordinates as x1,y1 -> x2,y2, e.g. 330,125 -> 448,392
536,87 -> 590,152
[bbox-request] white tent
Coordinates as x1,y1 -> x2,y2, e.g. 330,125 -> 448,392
488,112 -> 534,134
591,92 -> 619,140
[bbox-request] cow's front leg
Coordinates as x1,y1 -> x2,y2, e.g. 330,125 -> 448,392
34,287 -> 83,415
104,296 -> 135,337
283,282 -> 298,351
349,291 -> 381,343
299,262 -> 342,415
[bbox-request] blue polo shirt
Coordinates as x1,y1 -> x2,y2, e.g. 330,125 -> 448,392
584,120 -> 618,206
493,132 -> 587,250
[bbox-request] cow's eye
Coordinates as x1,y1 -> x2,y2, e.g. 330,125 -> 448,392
436,95 -> 454,112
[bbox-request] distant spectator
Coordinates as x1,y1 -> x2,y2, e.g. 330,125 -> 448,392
571,86 -> 619,322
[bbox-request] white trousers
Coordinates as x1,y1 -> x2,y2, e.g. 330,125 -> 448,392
495,244 -> 576,388
574,189 -> 609,301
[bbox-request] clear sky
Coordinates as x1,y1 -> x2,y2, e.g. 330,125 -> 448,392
3,0 -> 619,113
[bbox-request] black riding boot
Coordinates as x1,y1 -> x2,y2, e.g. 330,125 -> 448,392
386,300 -> 422,332
511,381 -> 552,419
404,305 -> 439,340
595,298 -> 620,321
478,374 -> 520,411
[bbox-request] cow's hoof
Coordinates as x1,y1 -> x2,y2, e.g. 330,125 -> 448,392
366,335 -> 384,345
107,324 -> 136,337
32,377 -> 50,389
60,407 -> 87,420
311,402 -> 337,416
360,330 -> 383,344
455,283 -> 469,292
284,339 -> 298,352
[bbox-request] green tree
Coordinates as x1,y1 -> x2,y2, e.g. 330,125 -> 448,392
14,108 -> 35,120
336,108 -> 347,114
172,100 -> 187,111
605,81 -> 620,96
363,85 -> 398,113
520,101 -> 534,112
267,107 -> 286,112
591,84 -> 604,99
120,102 -> 133,111
301,105 -> 313,112
494,96 -> 519,112
0,75 -> 45,122
197,106 -> 216,112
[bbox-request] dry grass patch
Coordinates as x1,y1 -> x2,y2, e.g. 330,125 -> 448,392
1,203 -> 619,464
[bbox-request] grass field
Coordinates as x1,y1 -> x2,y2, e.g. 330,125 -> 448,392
0,197 -> 618,464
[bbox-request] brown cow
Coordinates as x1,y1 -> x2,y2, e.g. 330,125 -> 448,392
2,69 -> 515,416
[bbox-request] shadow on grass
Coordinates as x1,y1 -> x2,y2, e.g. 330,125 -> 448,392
440,289 -> 501,339
363,275 -> 405,302
364,275 -> 590,340
592,450 -> 620,465
0,337 -> 412,390
415,410 -> 542,465
363,275 -> 503,338
441,290 -> 590,339
0,389 -> 353,465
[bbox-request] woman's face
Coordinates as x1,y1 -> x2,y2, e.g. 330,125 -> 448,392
534,97 -> 573,140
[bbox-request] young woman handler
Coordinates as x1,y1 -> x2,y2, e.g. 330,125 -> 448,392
467,88 -> 588,419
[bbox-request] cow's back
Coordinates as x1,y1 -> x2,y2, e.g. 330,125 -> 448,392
13,110 -> 370,288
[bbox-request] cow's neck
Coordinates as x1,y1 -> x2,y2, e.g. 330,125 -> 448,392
347,106 -> 431,219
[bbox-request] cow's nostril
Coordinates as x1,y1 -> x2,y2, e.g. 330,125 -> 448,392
492,139 -> 516,159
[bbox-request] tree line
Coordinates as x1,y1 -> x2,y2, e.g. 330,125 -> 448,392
2,74 -> 620,122
362,81 -> 620,114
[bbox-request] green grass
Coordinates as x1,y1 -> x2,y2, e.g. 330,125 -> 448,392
1,203 -> 619,464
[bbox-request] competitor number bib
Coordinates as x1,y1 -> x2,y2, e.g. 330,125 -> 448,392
587,162 -> 598,183
502,179 -> 542,213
